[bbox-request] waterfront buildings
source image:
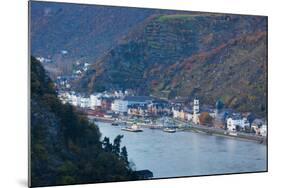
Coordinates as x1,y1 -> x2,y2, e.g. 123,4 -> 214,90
90,94 -> 102,109
226,114 -> 250,131
111,99 -> 128,113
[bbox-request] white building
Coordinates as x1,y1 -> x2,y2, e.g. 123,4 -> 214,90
114,90 -> 124,98
70,94 -> 78,106
90,94 -> 102,109
260,124 -> 267,137
172,107 -> 182,119
193,99 -> 200,124
186,112 -> 193,121
80,97 -> 90,108
111,99 -> 128,113
227,116 -> 249,131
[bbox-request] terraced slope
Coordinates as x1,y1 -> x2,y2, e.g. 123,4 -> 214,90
78,14 -> 267,116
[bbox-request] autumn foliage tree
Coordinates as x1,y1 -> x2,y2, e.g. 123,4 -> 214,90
199,112 -> 213,126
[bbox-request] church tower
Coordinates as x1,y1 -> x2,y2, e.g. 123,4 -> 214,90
193,98 -> 200,114
193,98 -> 200,124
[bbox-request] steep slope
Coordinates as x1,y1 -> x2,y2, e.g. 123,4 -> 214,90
30,1 -> 175,77
78,14 -> 267,117
30,57 -> 137,187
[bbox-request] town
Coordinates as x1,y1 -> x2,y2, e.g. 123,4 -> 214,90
46,56 -> 267,140
57,88 -> 267,139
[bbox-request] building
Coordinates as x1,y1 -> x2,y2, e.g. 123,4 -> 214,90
184,109 -> 193,121
101,98 -> 113,111
226,114 -> 250,131
70,94 -> 78,106
124,96 -> 154,106
172,107 -> 181,119
193,98 -> 200,124
260,123 -> 267,137
79,97 -> 90,108
128,104 -> 148,116
111,99 -> 128,113
90,94 -> 102,109
251,119 -> 267,136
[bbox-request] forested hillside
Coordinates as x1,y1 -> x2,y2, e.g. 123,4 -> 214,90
77,14 -> 267,116
30,56 -> 138,187
30,2 -> 174,77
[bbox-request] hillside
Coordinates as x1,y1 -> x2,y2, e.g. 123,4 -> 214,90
30,1 -> 175,77
77,14 -> 267,117
30,56 -> 138,187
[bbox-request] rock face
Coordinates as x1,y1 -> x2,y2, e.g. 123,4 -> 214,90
78,14 -> 267,117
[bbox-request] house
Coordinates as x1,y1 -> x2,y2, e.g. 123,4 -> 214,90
114,90 -> 124,98
79,97 -> 90,108
128,104 -> 148,117
260,123 -> 267,137
226,114 -> 250,131
148,99 -> 170,116
251,119 -> 267,136
111,99 -> 128,113
90,94 -> 102,109
184,109 -> 193,121
100,98 -> 113,111
172,106 -> 181,119
70,94 -> 78,106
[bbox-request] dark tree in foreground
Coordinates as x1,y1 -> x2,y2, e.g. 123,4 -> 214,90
30,56 -> 138,187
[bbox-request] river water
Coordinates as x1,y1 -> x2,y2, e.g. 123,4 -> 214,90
97,122 -> 267,178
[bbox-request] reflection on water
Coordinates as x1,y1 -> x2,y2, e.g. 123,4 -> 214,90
97,122 -> 267,178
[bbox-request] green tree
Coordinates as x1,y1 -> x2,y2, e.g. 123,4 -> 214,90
113,135 -> 124,155
102,137 -> 112,152
120,146 -> 128,164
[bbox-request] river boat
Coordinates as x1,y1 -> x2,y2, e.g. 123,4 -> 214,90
163,127 -> 176,133
121,124 -> 143,132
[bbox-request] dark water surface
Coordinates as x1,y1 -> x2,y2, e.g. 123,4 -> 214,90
97,122 -> 267,178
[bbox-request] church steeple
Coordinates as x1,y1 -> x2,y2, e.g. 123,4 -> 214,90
193,98 -> 200,114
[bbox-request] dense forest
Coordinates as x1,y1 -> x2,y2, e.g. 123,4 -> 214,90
30,56 -> 138,187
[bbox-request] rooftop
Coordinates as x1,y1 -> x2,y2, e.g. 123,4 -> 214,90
124,96 -> 154,102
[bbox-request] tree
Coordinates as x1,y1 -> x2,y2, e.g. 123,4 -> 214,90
215,99 -> 224,110
120,146 -> 128,164
199,112 -> 213,126
112,135 -> 124,155
102,137 -> 112,152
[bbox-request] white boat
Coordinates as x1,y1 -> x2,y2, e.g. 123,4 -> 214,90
163,127 -> 176,133
121,124 -> 143,132
228,131 -> 238,136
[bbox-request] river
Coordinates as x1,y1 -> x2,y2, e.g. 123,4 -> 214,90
97,122 -> 267,178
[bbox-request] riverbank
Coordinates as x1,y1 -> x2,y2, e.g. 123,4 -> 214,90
88,115 -> 267,144
184,126 -> 267,144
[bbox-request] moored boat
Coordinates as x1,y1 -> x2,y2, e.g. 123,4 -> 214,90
163,127 -> 176,133
121,124 -> 143,132
111,122 -> 119,126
